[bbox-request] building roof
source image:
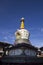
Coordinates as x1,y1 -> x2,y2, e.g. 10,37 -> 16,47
14,43 -> 38,50
40,47 -> 43,51
0,42 -> 13,47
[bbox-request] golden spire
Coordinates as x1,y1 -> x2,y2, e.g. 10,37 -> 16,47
20,17 -> 24,29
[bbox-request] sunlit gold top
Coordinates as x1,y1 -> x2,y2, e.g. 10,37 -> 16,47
20,17 -> 24,29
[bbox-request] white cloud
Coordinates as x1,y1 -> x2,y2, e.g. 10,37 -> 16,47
30,39 -> 43,48
3,37 -> 8,40
41,28 -> 43,32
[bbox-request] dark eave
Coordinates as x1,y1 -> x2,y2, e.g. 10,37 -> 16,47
13,43 -> 38,50
40,47 -> 43,51
0,42 -> 12,47
0,42 -> 38,50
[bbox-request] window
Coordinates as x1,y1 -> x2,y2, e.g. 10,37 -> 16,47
9,49 -> 23,56
14,49 -> 23,55
9,50 -> 15,56
24,49 -> 30,55
24,49 -> 36,56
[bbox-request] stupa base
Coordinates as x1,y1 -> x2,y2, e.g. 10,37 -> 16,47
15,39 -> 31,44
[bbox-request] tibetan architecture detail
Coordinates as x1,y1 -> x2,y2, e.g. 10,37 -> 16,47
0,18 -> 43,64
15,17 -> 30,44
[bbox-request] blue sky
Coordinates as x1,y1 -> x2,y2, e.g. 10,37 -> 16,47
0,0 -> 43,47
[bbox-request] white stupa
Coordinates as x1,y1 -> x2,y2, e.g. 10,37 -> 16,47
15,17 -> 31,44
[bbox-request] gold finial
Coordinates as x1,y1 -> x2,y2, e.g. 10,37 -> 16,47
20,17 -> 24,29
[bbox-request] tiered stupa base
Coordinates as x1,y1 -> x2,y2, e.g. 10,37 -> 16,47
15,39 -> 31,44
